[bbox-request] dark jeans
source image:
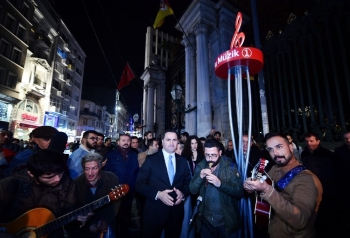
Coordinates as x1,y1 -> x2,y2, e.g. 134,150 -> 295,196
200,219 -> 238,238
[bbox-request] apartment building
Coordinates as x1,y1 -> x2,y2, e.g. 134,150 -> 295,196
0,0 -> 85,141
0,0 -> 35,131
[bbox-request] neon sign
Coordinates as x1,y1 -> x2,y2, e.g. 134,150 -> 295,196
22,113 -> 38,122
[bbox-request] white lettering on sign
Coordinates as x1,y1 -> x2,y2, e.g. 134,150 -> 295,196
215,49 -> 240,67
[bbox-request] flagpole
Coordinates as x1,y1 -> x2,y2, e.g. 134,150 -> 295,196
172,14 -> 197,56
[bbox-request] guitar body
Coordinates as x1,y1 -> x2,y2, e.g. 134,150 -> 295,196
251,158 -> 273,227
254,178 -> 272,227
0,208 -> 54,238
0,184 -> 129,237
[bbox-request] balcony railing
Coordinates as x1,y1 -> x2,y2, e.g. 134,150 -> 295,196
65,79 -> 72,86
35,34 -> 52,49
67,64 -> 74,71
34,78 -> 46,89
63,43 -> 70,52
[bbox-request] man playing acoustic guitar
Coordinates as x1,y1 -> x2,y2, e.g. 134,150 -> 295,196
0,149 -> 92,238
66,152 -> 121,237
244,133 -> 323,238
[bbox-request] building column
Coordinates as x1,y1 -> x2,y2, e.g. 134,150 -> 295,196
195,23 -> 212,137
182,35 -> 197,135
142,84 -> 148,135
210,31 -> 224,134
146,82 -> 154,132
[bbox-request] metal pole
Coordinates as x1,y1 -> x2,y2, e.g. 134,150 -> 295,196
250,0 -> 269,136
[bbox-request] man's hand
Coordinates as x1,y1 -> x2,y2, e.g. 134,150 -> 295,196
206,173 -> 221,187
102,159 -> 108,168
157,189 -> 175,206
89,220 -> 107,233
77,212 -> 94,227
173,187 -> 184,205
200,168 -> 212,179
243,178 -> 269,193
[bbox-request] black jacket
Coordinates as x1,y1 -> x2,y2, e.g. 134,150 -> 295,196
0,165 -> 77,238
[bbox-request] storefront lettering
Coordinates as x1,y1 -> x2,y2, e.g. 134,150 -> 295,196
22,113 -> 38,122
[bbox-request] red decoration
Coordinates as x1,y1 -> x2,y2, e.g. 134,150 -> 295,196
215,12 -> 264,78
118,62 -> 135,90
21,113 -> 38,122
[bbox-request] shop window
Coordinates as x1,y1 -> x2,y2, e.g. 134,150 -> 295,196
58,119 -> 67,128
0,102 -> 8,120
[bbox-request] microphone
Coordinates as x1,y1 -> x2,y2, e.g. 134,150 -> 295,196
188,196 -> 202,227
205,162 -> 214,187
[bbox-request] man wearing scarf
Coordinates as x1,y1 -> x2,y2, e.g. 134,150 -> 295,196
103,134 -> 139,238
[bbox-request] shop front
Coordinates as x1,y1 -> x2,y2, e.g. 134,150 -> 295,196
11,99 -> 43,140
12,109 -> 42,140
0,101 -> 13,130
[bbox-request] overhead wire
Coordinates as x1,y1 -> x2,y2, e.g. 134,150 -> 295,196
96,0 -> 143,105
79,0 -> 129,110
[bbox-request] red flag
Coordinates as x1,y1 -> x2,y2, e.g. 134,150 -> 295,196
118,62 -> 135,90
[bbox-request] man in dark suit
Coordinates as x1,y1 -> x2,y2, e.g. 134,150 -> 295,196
136,130 -> 191,238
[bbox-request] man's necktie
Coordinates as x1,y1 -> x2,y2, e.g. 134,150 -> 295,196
168,155 -> 174,184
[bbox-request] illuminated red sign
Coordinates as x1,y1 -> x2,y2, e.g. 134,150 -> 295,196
22,113 -> 38,122
215,12 -> 264,78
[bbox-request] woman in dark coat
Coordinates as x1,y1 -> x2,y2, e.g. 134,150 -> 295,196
182,135 -> 205,176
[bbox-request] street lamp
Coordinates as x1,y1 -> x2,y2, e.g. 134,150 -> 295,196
133,114 -> 139,123
170,84 -> 196,113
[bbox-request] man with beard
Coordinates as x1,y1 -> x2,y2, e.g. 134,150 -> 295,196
301,132 -> 337,237
103,134 -> 139,238
0,149 -> 92,238
141,131 -> 153,152
67,153 -> 121,238
189,139 -> 244,238
244,133 -> 323,238
68,130 -> 97,179
138,138 -> 159,167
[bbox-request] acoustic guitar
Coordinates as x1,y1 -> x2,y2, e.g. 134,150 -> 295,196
251,158 -> 273,227
0,184 -> 129,238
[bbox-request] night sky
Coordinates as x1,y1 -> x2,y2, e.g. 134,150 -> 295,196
53,0 -> 314,116
54,0 -> 191,116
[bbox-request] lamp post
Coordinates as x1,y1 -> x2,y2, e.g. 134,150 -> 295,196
170,84 -> 197,114
133,114 -> 139,137
170,84 -> 197,135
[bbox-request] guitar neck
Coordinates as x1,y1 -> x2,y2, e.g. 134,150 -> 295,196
34,195 -> 110,237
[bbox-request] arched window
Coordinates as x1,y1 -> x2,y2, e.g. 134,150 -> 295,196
18,99 -> 39,114
84,104 -> 89,113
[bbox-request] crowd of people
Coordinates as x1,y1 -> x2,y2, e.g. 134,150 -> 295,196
0,126 -> 349,238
